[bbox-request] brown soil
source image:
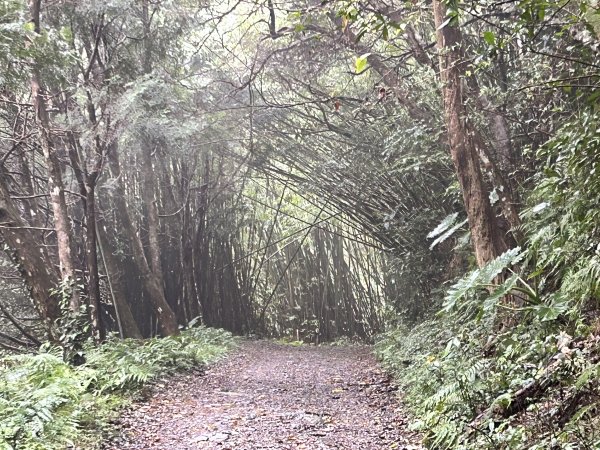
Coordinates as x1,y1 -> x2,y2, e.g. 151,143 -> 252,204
104,340 -> 422,450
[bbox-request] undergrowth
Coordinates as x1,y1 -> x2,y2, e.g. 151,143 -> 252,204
377,314 -> 600,449
377,107 -> 600,449
376,249 -> 600,450
0,327 -> 234,450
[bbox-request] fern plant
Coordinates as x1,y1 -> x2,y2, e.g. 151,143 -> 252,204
427,213 -> 468,250
442,247 -> 524,315
524,110 -> 600,308
0,327 -> 234,450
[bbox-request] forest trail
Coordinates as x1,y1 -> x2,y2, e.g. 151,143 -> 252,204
105,341 -> 423,450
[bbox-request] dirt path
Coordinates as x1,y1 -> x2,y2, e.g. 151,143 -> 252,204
105,341 -> 422,450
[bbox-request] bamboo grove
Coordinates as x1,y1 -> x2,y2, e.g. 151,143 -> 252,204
0,0 -> 398,346
3,0 -> 600,447
0,0 -> 599,348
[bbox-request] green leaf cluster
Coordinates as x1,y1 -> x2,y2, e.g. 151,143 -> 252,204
0,327 -> 234,450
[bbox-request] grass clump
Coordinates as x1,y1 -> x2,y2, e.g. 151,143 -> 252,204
0,327 -> 234,450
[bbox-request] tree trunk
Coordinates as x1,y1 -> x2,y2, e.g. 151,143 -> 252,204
140,144 -> 166,288
96,223 -> 143,339
182,188 -> 200,321
193,156 -> 211,324
28,0 -> 80,311
107,144 -> 179,336
84,186 -> 105,341
433,1 -> 506,267
0,167 -> 60,335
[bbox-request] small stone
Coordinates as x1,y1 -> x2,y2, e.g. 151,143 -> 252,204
210,432 -> 230,442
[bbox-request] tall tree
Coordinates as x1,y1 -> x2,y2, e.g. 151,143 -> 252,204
28,0 -> 81,310
107,144 -> 179,336
432,0 -> 506,267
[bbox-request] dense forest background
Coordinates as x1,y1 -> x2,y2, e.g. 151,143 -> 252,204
1,0 -> 600,448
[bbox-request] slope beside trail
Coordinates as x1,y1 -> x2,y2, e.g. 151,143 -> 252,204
105,340 -> 423,450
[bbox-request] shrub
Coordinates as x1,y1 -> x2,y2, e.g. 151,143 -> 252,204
376,270 -> 600,449
0,327 -> 234,450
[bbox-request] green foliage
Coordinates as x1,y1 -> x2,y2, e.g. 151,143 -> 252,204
86,327 -> 234,393
442,247 -> 523,312
0,350 -> 91,450
377,315 -> 600,449
378,126 -> 600,447
49,278 -> 89,364
0,327 -> 234,450
0,1 -> 30,86
427,213 -> 468,250
274,337 -> 305,347
524,109 -> 600,307
355,53 -> 370,73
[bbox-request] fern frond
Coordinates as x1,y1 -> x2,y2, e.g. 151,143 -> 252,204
428,212 -> 460,239
443,247 -> 523,313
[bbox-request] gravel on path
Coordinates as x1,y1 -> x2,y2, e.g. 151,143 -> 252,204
104,340 -> 423,450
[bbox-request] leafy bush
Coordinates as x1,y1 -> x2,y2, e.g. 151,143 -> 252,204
376,318 -> 490,448
377,260 -> 600,449
524,110 -> 600,308
0,327 -> 234,450
378,316 -> 600,448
